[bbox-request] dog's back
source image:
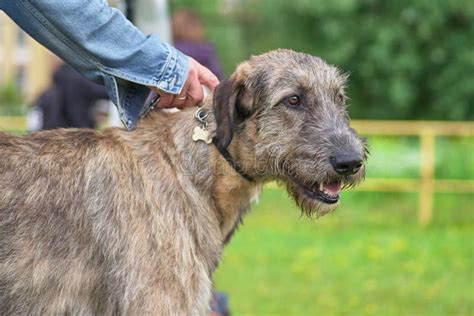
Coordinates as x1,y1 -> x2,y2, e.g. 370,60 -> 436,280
0,129 -> 176,314
0,122 -> 218,315
0,129 -> 126,314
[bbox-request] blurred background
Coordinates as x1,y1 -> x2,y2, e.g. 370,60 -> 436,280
0,0 -> 473,314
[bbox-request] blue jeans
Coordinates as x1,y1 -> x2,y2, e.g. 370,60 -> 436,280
0,0 -> 189,129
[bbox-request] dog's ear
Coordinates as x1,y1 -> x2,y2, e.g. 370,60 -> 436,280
212,62 -> 252,149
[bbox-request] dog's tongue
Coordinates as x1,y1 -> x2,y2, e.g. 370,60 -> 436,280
323,182 -> 342,195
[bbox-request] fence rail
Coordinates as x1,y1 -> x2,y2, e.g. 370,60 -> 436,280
0,116 -> 25,132
1,117 -> 473,226
351,120 -> 473,226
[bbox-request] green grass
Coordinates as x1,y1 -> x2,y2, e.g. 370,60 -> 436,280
213,190 -> 473,315
213,136 -> 474,315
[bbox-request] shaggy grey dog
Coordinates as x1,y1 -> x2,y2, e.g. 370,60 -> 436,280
0,49 -> 366,315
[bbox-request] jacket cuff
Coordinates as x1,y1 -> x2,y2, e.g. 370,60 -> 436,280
152,43 -> 189,94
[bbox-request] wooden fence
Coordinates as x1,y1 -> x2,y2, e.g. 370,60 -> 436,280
0,116 -> 25,132
351,120 -> 473,226
1,117 -> 473,226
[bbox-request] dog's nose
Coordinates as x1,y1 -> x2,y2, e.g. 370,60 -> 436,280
330,154 -> 363,176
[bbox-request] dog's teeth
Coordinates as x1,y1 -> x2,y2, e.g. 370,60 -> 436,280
319,183 -> 324,191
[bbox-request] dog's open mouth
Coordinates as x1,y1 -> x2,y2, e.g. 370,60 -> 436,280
301,181 -> 342,204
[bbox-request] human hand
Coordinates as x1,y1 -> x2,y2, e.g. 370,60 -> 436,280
149,57 -> 219,109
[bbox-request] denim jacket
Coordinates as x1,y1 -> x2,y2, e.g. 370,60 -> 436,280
0,0 -> 189,130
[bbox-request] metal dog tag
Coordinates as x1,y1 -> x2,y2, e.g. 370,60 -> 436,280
192,126 -> 212,144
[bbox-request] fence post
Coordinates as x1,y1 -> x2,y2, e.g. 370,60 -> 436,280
418,129 -> 435,226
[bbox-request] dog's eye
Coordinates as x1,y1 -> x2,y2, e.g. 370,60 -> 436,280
285,95 -> 301,107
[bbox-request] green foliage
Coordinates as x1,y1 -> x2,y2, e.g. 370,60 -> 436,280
170,0 -> 474,120
0,82 -> 25,115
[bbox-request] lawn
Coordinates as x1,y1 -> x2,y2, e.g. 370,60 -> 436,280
213,136 -> 474,315
213,190 -> 473,315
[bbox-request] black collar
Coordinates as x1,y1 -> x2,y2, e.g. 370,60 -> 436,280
212,137 -> 254,182
194,107 -> 254,182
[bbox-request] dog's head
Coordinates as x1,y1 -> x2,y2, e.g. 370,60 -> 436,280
212,49 -> 367,217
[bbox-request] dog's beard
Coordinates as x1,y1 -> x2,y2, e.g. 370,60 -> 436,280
284,180 -> 339,218
254,150 -> 365,217
276,163 -> 365,218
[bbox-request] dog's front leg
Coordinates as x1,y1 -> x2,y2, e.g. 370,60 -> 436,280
124,263 -> 212,316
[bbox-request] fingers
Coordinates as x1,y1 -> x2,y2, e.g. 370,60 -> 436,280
173,80 -> 190,109
155,92 -> 173,109
197,63 -> 219,91
149,85 -> 188,109
148,57 -> 220,110
184,77 -> 204,108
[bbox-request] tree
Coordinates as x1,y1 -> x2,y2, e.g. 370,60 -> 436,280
171,0 -> 474,120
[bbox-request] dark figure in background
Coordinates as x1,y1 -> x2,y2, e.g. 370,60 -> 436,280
172,9 -> 223,79
34,64 -> 109,130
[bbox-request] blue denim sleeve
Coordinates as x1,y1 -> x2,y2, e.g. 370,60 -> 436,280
0,0 -> 189,129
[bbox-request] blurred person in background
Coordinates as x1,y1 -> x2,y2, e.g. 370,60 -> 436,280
172,9 -> 223,80
29,63 -> 109,131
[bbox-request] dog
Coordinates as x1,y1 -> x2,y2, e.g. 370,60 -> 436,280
0,49 -> 366,314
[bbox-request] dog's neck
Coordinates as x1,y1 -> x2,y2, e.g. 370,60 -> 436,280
122,103 -> 262,244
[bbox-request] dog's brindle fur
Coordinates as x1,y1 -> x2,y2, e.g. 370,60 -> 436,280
0,50 -> 366,314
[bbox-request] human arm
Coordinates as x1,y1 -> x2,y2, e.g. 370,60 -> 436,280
1,0 -> 217,129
